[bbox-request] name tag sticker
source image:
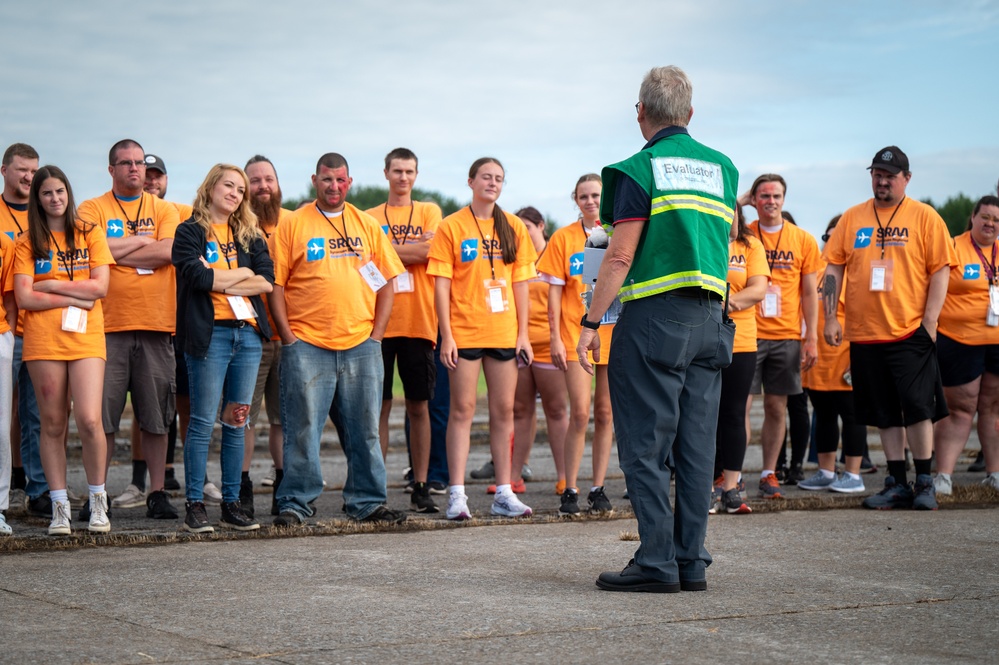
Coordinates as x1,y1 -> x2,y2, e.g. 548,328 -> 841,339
650,157 -> 724,196
61,306 -> 87,333
227,296 -> 255,321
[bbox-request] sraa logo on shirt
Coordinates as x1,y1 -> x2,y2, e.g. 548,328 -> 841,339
963,264 -> 981,280
764,249 -> 795,270
127,218 -> 156,235
569,252 -> 584,276
854,228 -> 873,248
390,224 -> 424,240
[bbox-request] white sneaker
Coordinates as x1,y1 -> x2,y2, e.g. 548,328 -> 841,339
203,480 -> 223,505
446,492 -> 471,520
48,500 -> 72,536
261,464 -> 276,487
88,492 -> 111,533
111,483 -> 146,509
491,492 -> 533,517
0,514 -> 11,536
981,472 -> 999,492
933,473 -> 953,496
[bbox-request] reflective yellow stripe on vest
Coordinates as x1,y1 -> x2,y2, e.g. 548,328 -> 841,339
619,270 -> 727,302
650,193 -> 734,223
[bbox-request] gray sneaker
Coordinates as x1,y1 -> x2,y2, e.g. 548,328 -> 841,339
862,476 -> 913,510
912,474 -> 938,511
797,470 -> 836,491
829,474 -> 865,493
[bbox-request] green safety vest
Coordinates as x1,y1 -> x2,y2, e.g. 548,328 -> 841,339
600,131 -> 737,301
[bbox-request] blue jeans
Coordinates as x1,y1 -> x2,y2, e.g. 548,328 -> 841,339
278,337 -> 387,520
184,325 -> 262,503
610,293 -> 734,583
12,336 -> 46,499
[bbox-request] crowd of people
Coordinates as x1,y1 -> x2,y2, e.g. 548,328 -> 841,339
0,99 -> 996,542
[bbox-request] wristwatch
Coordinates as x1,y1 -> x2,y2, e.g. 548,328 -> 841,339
580,314 -> 601,330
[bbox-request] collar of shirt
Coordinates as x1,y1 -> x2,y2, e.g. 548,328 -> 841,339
643,125 -> 689,150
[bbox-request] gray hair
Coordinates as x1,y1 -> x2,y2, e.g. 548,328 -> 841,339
639,66 -> 692,128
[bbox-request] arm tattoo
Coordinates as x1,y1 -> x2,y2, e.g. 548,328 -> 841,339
822,274 -> 837,316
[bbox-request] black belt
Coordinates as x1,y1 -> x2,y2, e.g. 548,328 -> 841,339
667,286 -> 723,302
214,319 -> 250,328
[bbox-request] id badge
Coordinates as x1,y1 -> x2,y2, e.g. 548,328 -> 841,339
227,296 -> 255,321
61,306 -> 87,333
761,284 -> 782,318
990,284 -> 999,315
601,296 -> 623,325
869,259 -> 893,292
484,278 -> 509,313
394,270 -> 414,293
358,259 -> 387,292
136,268 -> 154,275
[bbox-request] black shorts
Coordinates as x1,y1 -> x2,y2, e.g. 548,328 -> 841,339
935,333 -> 999,387
849,326 -> 948,428
381,336 -> 436,402
457,347 -> 516,362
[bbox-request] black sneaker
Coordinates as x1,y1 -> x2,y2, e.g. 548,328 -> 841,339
969,450 -> 986,473
273,510 -> 303,526
775,466 -> 788,484
721,487 -> 752,514
27,492 -> 52,518
358,505 -> 407,524
77,499 -> 112,523
427,481 -> 448,495
587,487 -> 613,514
784,463 -> 805,486
163,470 -> 181,491
220,501 -> 260,531
146,490 -> 179,519
239,478 -> 255,518
182,501 -> 214,533
559,489 -> 580,516
410,483 -> 439,513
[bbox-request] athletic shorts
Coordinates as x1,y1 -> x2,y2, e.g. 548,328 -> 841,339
935,333 -> 999,387
750,339 -> 802,395
457,347 -> 516,362
381,336 -> 435,402
849,326 -> 948,428
103,331 -> 177,435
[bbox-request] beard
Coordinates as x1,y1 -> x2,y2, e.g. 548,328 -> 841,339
251,185 -> 283,225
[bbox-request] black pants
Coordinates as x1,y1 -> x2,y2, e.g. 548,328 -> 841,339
715,352 -> 757,476
778,390 -> 810,469
808,389 -> 866,458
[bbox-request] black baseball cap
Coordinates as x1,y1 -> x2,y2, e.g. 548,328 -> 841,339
144,154 -> 167,174
867,146 -> 908,174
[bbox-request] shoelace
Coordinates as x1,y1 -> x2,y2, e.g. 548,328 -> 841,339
54,502 -> 71,525
91,495 -> 108,522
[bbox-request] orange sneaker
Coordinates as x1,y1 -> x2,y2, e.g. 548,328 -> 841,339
758,473 -> 783,500
487,479 -> 526,494
554,479 -> 566,495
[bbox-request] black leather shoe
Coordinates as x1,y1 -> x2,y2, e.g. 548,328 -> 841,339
596,560 -> 680,593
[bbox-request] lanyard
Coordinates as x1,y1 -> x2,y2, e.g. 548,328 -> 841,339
383,204 -> 414,245
469,206 -> 496,280
872,197 -> 904,260
47,229 -> 75,281
971,236 -> 998,285
210,223 -> 234,270
759,222 -> 784,272
315,203 -> 360,257
113,193 -> 145,235
2,198 -> 24,234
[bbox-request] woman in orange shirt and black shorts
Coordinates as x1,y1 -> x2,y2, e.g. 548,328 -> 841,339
13,166 -> 113,535
428,158 -> 537,521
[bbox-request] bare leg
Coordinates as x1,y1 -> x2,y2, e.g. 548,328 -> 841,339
591,365 -> 613,487
512,365 -> 539,483
563,362 -> 593,491
482,356 -> 518,487
933,380 -> 979,475
761,393 -> 788,471
406,399 -> 431,483
68,358 -> 108,486
28,360 -> 70,491
446,358 -> 482,486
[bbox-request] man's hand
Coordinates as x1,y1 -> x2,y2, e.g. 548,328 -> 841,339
576,328 -> 599,375
824,317 -> 842,347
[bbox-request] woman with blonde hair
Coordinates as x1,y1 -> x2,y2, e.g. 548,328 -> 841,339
172,164 -> 274,533
13,165 -> 114,535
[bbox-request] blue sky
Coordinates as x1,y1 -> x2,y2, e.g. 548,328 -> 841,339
2,1 -> 996,240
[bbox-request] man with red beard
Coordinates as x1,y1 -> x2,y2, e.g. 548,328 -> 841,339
242,155 -> 291,517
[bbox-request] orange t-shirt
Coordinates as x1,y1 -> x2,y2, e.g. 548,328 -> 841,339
77,191 -> 180,333
427,208 -> 537,349
823,197 -> 956,342
938,231 -> 999,346
272,202 -> 404,351
525,272 -> 552,363
0,233 -> 15,335
259,208 -> 292,341
205,223 -> 257,326
750,220 -> 822,340
727,235 -> 771,354
174,202 -> 194,223
1,201 -> 29,335
13,225 -> 115,361
536,221 -> 613,365
366,201 -> 442,343
802,266 -> 851,391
